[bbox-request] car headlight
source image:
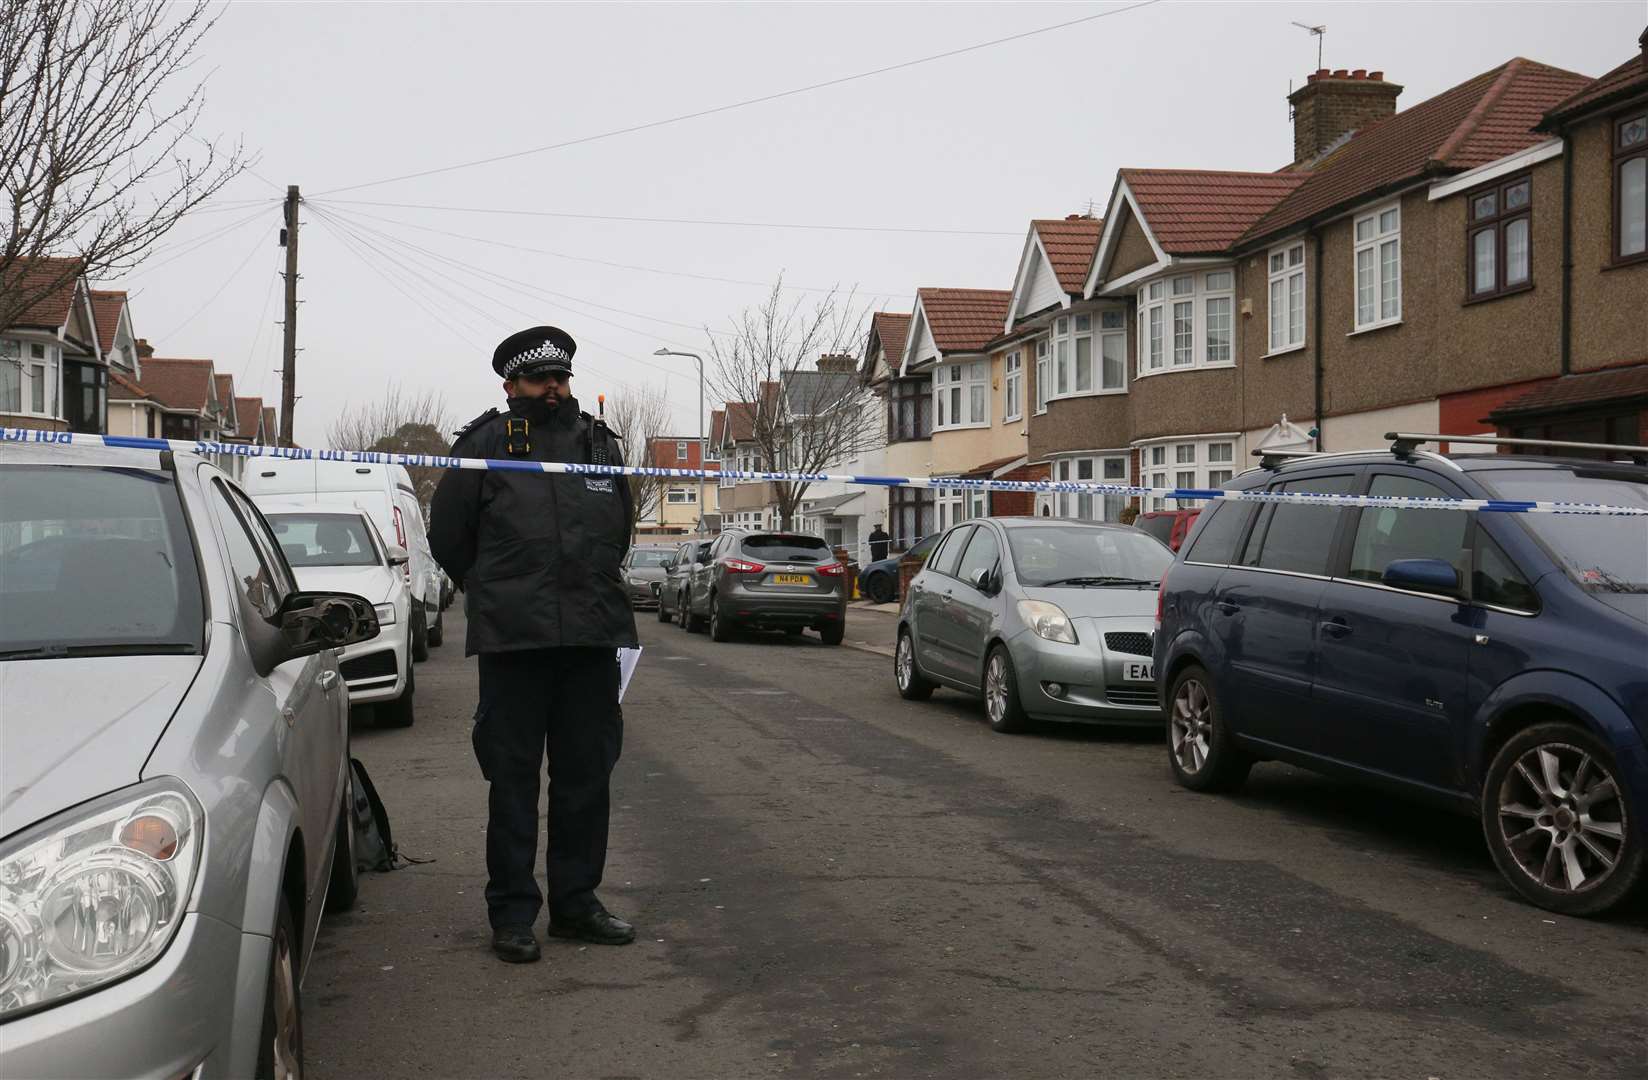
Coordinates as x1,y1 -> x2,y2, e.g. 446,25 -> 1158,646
373,603 -> 397,627
627,575 -> 648,586
1017,599 -> 1078,644
0,779 -> 203,1020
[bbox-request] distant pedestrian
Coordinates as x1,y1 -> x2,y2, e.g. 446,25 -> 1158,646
868,522 -> 891,563
429,325 -> 639,964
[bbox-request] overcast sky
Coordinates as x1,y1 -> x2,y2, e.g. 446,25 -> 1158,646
111,0 -> 1643,446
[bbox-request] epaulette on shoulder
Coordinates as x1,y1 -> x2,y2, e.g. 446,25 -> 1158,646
453,407 -> 500,444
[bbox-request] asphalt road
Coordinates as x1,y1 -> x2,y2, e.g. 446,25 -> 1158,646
305,604 -> 1648,1080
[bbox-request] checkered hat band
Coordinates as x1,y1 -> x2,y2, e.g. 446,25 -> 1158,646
503,342 -> 570,377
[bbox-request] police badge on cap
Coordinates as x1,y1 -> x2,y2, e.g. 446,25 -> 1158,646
492,326 -> 577,380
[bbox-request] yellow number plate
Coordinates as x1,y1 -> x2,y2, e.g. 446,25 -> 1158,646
773,574 -> 809,585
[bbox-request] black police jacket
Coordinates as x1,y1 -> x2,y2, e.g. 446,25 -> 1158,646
429,394 -> 638,655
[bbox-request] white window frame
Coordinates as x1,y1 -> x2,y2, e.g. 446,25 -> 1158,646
1352,202 -> 1402,332
1003,349 -> 1023,422
932,359 -> 989,431
1098,309 -> 1127,393
1138,437 -> 1238,510
0,338 -> 61,420
1136,269 -> 1236,378
1267,242 -> 1307,355
1042,312 -> 1123,403
675,440 -> 689,461
665,487 -> 697,504
1033,338 -> 1050,414
1049,454 -> 1132,523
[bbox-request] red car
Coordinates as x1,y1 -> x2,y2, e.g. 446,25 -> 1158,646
1135,508 -> 1201,551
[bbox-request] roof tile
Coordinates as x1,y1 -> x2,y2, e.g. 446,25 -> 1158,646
1122,170 -> 1308,255
88,290 -> 127,356
1031,216 -> 1104,292
234,396 -> 264,435
1490,362 -> 1648,416
138,358 -> 215,412
3,257 -> 83,330
1540,35 -> 1648,126
917,288 -> 1012,354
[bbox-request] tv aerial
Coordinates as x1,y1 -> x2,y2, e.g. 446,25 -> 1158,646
1292,21 -> 1326,69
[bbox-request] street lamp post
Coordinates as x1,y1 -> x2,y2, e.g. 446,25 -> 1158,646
654,348 -> 706,534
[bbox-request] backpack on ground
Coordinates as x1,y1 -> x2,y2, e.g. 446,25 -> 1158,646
349,757 -> 400,872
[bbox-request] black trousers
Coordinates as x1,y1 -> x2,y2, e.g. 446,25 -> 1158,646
473,647 -> 623,928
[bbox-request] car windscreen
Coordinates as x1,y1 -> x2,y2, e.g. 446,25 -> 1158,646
268,513 -> 381,567
1477,467 -> 1648,591
629,549 -> 673,568
741,534 -> 832,562
0,465 -> 205,656
1007,525 -> 1174,587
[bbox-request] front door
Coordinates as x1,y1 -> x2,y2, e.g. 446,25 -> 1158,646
1312,472 -> 1472,791
942,524 -> 1004,686
1215,471 -> 1359,755
912,526 -> 971,680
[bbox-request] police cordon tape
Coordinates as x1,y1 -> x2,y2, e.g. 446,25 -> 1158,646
6,426 -> 1647,518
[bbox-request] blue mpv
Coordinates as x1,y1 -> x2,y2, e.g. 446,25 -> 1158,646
1153,437 -> 1648,917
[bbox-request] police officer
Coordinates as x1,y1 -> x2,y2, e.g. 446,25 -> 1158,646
429,325 -> 638,964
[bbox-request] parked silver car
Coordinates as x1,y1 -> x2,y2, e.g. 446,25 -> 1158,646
682,530 -> 848,644
658,538 -> 711,626
621,544 -> 676,609
895,518 -> 1173,732
0,443 -> 378,1079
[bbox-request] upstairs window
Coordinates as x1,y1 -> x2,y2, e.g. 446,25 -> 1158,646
888,376 -> 931,443
1616,110 -> 1647,264
1467,174 -> 1532,299
1138,272 -> 1234,376
1268,243 -> 1307,352
1048,315 -> 1096,395
1099,310 -> 1126,391
676,440 -> 689,461
933,360 -> 987,429
1353,203 -> 1402,330
1033,338 -> 1050,414
1003,349 -> 1022,421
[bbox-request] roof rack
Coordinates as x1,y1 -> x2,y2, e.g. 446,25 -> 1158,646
1386,432 -> 1648,465
1252,448 -> 1319,470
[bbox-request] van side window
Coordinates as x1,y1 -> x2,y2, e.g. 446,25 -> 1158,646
1473,531 -> 1539,611
1246,474 -> 1356,576
1347,475 -> 1468,582
1183,502 -> 1256,565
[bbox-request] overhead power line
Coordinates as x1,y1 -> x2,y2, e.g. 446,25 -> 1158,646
312,0 -> 1163,197
154,223 -> 276,342
321,198 -> 1020,238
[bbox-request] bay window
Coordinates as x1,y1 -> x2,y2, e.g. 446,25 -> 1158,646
1051,455 -> 1129,522
1100,310 -> 1126,390
1268,243 -> 1306,352
889,376 -> 932,443
1138,270 -> 1236,376
1003,349 -> 1022,421
1033,338 -> 1050,414
933,360 -> 987,430
1141,438 -> 1236,510
1353,203 -> 1402,329
0,339 -> 62,420
1467,174 -> 1532,299
1615,110 -> 1647,263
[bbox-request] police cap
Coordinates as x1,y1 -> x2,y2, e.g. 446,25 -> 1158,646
493,326 -> 577,380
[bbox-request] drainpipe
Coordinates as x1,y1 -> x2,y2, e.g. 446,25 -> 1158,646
1312,226 -> 1326,450
1560,133 -> 1573,376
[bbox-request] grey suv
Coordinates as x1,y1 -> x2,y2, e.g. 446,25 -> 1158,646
681,530 -> 848,644
0,443 -> 379,1078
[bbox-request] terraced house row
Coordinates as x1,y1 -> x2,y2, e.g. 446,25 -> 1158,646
851,27 -> 1648,553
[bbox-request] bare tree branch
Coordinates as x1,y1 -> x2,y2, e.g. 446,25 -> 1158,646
1,0 -> 247,328
326,383 -> 455,517
607,382 -> 672,537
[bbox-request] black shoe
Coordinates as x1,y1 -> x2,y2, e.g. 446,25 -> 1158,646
548,906 -> 636,945
491,924 -> 541,963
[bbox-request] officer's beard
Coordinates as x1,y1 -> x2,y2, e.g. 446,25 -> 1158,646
506,394 -> 562,424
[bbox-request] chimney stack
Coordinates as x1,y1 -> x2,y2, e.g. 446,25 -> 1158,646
1289,68 -> 1402,166
816,353 -> 857,373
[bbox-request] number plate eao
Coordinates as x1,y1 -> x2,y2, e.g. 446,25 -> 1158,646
1124,661 -> 1155,682
773,574 -> 809,585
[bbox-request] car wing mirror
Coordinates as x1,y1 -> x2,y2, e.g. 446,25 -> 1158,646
277,591 -> 381,653
387,544 -> 410,567
1382,558 -> 1461,597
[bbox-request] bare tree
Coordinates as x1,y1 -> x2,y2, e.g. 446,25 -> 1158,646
605,382 -> 671,538
327,383 -> 455,516
1,0 -> 247,329
708,278 -> 877,529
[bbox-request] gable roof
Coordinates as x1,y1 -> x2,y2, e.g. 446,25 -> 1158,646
912,288 -> 1012,356
780,369 -> 859,416
1032,217 -> 1104,292
4,257 -> 85,332
1124,170 -> 1308,253
262,406 -> 277,438
108,368 -> 151,401
1540,31 -> 1648,127
234,396 -> 264,436
139,358 -> 216,413
1245,58 -> 1591,242
721,381 -> 780,443
709,408 -> 726,445
213,374 -> 234,417
89,290 -> 129,356
862,311 -> 912,381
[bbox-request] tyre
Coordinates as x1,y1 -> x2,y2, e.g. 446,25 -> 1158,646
894,628 -> 934,701
256,899 -> 303,1080
1166,664 -> 1251,792
427,605 -> 444,648
687,594 -> 708,634
410,608 -> 430,663
819,620 -> 844,646
983,646 -> 1029,734
709,597 -> 734,642
1481,721 -> 1645,917
657,596 -> 672,622
864,572 -> 895,605
379,665 -> 416,728
677,592 -> 691,630
325,780 -> 359,913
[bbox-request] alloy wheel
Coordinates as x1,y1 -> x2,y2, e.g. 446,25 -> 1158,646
270,924 -> 302,1080
985,654 -> 1008,725
896,635 -> 914,690
1497,742 -> 1627,894
1171,678 -> 1212,774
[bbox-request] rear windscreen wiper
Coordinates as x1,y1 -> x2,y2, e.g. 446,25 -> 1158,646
0,642 -> 197,661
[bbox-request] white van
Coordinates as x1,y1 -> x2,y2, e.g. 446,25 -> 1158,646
243,459 -> 445,658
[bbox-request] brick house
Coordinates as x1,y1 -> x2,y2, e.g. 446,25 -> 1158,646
131,357 -> 228,441
860,311 -> 928,550
716,383 -> 781,531
1,257 -> 108,434
643,433 -> 720,534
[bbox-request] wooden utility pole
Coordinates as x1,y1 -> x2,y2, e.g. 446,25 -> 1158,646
279,184 -> 300,447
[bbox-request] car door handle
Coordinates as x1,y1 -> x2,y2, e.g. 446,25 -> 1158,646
319,670 -> 340,692
1319,618 -> 1352,638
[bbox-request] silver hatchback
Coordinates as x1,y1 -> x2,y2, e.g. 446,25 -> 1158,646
0,443 -> 379,1079
895,518 -> 1173,733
